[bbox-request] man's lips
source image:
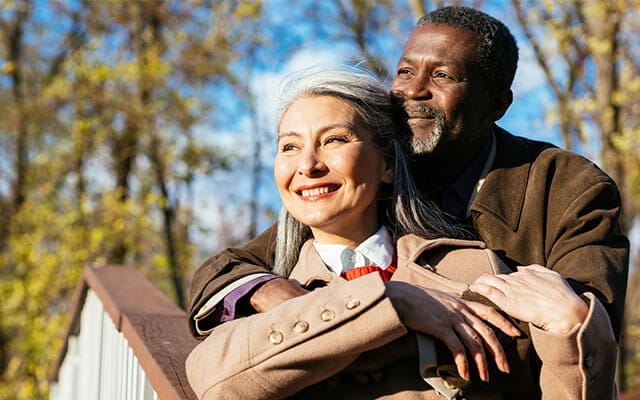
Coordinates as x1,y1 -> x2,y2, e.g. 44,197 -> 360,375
400,102 -> 440,119
404,110 -> 437,119
294,184 -> 341,200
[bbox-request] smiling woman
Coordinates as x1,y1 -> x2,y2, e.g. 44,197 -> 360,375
274,95 -> 392,248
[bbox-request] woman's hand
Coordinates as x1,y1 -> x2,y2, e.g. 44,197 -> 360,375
469,264 -> 588,335
385,281 -> 520,382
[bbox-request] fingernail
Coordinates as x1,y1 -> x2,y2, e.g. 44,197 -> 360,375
502,361 -> 510,374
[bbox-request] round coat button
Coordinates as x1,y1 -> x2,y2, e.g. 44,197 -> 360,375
320,309 -> 335,321
268,330 -> 283,345
346,299 -> 361,309
293,320 -> 309,333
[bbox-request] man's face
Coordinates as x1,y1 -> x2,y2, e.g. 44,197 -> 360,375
390,24 -> 495,157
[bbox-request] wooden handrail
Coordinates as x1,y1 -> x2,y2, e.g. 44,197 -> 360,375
51,263 -> 199,399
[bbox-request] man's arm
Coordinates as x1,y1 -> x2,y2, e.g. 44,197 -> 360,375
188,224 -> 279,336
472,143 -> 629,339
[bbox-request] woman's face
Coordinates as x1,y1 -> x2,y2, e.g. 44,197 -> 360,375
274,95 -> 393,246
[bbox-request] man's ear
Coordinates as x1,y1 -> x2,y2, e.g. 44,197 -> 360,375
382,162 -> 394,184
492,88 -> 513,121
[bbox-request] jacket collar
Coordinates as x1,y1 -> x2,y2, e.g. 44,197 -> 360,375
288,235 -> 490,287
395,234 -> 487,264
288,240 -> 342,287
468,126 -> 551,232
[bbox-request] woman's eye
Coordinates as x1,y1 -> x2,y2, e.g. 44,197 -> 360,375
280,143 -> 298,152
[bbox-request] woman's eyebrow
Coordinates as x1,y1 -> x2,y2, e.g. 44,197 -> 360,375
277,131 -> 301,141
277,123 -> 356,141
319,123 -> 356,133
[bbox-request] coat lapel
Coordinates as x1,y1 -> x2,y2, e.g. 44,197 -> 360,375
469,127 -> 549,232
393,235 -> 511,294
288,240 -> 342,287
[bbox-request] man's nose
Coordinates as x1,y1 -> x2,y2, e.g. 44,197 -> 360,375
401,75 -> 432,100
297,149 -> 327,177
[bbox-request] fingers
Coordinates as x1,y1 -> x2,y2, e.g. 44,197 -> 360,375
456,321 -> 489,381
517,264 -> 547,272
463,303 -> 512,375
438,330 -> 470,381
469,281 -> 507,309
440,305 -> 507,382
465,300 -> 519,337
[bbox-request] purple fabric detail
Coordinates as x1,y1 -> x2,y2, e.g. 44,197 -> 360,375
219,274 -> 279,323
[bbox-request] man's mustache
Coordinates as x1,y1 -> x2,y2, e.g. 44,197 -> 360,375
395,101 -> 444,120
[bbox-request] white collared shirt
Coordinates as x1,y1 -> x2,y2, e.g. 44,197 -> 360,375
313,226 -> 394,275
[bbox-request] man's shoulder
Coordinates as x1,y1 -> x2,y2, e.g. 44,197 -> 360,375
494,126 -> 613,183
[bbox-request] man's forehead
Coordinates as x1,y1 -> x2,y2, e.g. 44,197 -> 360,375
408,23 -> 479,44
400,24 -> 479,62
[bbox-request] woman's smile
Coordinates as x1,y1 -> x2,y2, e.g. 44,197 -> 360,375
295,183 -> 341,201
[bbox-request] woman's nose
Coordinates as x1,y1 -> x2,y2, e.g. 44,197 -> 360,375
297,149 -> 327,177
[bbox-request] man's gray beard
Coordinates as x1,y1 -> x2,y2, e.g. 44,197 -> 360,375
410,117 -> 445,155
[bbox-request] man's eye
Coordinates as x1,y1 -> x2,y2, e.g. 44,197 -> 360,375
325,136 -> 348,145
397,68 -> 413,77
434,71 -> 454,80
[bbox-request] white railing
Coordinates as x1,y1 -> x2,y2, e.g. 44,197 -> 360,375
51,289 -> 159,400
50,264 -> 199,400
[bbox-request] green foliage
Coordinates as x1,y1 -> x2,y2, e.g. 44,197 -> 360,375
0,0 -> 262,397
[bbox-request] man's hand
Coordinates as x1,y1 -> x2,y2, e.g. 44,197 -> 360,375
385,281 -> 519,382
249,277 -> 309,312
470,264 -> 589,335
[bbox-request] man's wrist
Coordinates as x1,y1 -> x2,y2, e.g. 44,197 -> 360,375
542,299 -> 588,335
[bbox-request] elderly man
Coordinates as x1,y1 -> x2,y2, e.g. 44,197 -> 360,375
188,6 -> 628,399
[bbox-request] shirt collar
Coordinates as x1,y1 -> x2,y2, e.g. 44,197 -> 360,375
452,132 -> 494,206
313,226 -> 394,275
430,131 -> 496,219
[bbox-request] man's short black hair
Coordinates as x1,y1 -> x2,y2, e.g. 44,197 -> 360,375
418,6 -> 518,89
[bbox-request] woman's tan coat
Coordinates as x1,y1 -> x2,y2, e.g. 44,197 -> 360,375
186,236 -> 617,400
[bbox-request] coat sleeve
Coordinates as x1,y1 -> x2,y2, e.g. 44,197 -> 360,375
185,273 -> 407,400
543,157 -> 629,340
188,224 -> 278,337
530,293 -> 617,400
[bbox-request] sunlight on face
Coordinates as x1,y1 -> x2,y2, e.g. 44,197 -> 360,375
274,95 -> 392,247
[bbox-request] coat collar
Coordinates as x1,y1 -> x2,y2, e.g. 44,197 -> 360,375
395,234 -> 487,264
469,126 -> 552,232
288,240 -> 342,287
288,235 -> 492,289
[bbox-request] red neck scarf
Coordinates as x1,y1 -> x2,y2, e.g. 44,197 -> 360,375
340,251 -> 397,282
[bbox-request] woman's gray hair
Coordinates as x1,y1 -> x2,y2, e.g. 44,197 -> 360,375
274,68 -> 472,276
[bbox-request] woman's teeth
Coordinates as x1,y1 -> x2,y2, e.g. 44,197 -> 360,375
301,186 -> 332,197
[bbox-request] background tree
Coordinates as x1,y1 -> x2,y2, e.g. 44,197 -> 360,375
0,0 -> 263,397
